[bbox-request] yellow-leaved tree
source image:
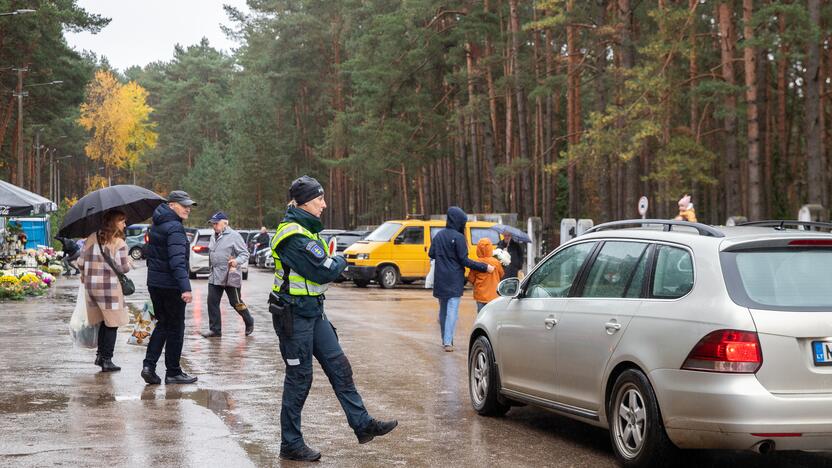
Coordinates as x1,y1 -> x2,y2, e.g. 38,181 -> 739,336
78,70 -> 157,183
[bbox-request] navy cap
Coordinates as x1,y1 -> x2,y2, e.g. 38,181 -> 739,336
167,190 -> 197,207
209,211 -> 229,223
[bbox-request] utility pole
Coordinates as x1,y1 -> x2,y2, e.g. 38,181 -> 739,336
35,128 -> 42,195
13,67 -> 27,187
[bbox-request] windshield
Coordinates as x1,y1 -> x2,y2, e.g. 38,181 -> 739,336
365,222 -> 402,242
722,248 -> 832,310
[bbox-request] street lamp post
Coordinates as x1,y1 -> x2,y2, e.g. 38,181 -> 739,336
55,155 -> 73,203
11,77 -> 63,189
0,9 -> 36,17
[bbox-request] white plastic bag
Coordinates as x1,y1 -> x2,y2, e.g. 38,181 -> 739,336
69,284 -> 98,348
425,259 -> 435,289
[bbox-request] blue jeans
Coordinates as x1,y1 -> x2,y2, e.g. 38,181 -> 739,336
273,309 -> 372,451
438,297 -> 461,346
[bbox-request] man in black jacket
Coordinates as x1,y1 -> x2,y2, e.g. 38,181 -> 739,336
141,190 -> 198,385
497,232 -> 524,279
55,236 -> 80,275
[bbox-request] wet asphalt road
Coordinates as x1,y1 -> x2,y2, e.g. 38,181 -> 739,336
2,263 -> 832,467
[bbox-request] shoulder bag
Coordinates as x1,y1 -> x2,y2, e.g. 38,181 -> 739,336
98,236 -> 135,296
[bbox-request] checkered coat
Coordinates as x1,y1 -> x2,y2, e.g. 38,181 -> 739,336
79,234 -> 131,327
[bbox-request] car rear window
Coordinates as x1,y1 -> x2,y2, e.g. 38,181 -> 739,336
366,222 -> 402,242
196,235 -> 211,247
581,241 -> 649,298
722,248 -> 832,309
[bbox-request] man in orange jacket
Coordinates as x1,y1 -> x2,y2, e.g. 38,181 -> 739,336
468,238 -> 505,313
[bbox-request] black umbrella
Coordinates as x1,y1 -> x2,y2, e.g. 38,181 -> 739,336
58,185 -> 165,238
0,179 -> 56,216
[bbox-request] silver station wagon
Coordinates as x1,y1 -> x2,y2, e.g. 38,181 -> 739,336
468,219 -> 832,467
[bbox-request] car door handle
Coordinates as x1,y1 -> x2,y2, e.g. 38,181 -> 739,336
544,317 -> 558,330
604,321 -> 622,333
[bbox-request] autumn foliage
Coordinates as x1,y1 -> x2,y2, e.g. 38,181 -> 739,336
78,70 -> 157,174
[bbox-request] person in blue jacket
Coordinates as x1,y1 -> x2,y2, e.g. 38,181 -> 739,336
141,190 -> 198,385
428,206 -> 493,352
270,176 -> 398,462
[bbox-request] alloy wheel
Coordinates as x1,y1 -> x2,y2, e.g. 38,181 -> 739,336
470,349 -> 489,406
613,384 -> 647,459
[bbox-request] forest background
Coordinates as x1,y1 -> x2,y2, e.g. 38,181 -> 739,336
2,0 -> 832,243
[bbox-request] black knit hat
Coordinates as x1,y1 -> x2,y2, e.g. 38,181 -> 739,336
289,175 -> 324,205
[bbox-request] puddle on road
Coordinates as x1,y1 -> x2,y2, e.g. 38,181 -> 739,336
0,392 -> 70,413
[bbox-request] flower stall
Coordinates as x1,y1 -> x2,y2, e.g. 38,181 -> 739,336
0,269 -> 55,300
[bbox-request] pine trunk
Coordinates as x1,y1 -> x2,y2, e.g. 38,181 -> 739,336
743,0 -> 761,220
718,1 -> 741,218
806,0 -> 825,205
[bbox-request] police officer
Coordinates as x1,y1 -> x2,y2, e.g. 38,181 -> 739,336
270,175 -> 398,462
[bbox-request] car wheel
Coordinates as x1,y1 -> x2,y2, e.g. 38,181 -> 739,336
354,279 -> 369,288
609,369 -> 676,468
469,335 -> 510,417
378,265 -> 398,289
188,271 -> 197,279
129,247 -> 143,260
242,271 -> 248,280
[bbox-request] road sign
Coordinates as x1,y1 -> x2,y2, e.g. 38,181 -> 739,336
638,196 -> 649,218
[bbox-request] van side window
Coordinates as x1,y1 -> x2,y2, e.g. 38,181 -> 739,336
470,228 -> 500,245
397,227 -> 424,245
581,242 -> 648,298
651,245 -> 694,299
524,242 -> 595,298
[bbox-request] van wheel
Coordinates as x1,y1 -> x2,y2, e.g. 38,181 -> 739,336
609,369 -> 676,467
354,279 -> 369,288
129,247 -> 143,260
378,266 -> 398,289
469,336 -> 510,417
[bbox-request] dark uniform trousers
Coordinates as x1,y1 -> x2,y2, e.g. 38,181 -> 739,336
143,286 -> 186,377
273,309 -> 372,450
207,284 -> 253,334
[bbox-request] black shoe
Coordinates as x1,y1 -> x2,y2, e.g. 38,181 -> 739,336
245,323 -> 254,336
94,354 -> 102,366
99,358 -> 121,372
165,372 -> 198,384
356,419 -> 398,444
141,367 -> 161,385
279,445 -> 321,462
201,331 -> 221,338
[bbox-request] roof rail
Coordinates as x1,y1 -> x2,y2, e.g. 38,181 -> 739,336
582,219 -> 725,238
737,220 -> 832,231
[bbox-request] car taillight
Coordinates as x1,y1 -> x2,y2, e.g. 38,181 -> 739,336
144,233 -> 149,243
193,245 -> 207,253
682,329 -> 762,373
788,239 -> 832,246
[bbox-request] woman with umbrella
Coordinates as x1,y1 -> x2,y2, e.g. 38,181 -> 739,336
77,210 -> 131,372
61,185 -> 166,372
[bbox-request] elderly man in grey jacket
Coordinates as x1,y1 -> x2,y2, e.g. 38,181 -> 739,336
202,211 -> 254,337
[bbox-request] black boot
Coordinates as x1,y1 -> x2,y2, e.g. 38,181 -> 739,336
99,358 -> 121,372
141,367 -> 161,385
239,309 -> 254,336
355,419 -> 398,444
165,372 -> 198,384
279,445 -> 321,462
94,354 -> 102,366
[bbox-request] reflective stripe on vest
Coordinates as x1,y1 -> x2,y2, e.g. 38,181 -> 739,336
271,221 -> 329,296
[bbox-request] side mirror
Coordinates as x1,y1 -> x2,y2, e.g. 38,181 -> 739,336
394,237 -> 404,245
497,277 -> 521,298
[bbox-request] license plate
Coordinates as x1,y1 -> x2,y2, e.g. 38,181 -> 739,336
812,341 -> 832,366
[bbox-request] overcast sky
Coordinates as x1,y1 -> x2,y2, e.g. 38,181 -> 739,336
64,0 -> 249,72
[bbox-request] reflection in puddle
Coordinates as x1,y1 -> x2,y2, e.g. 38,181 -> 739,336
0,392 -> 71,413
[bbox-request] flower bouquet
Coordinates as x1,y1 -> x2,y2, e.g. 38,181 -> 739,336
493,248 -> 512,267
0,275 -> 24,300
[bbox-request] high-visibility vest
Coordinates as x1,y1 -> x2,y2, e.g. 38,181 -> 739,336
271,221 -> 330,296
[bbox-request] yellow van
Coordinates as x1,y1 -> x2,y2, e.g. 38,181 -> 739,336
342,219 -> 499,288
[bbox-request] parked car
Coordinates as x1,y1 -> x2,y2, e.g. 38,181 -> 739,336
342,219 -> 498,289
125,223 -> 149,260
188,228 -> 248,280
248,230 -> 274,265
468,219 -> 832,467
